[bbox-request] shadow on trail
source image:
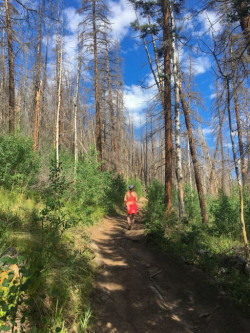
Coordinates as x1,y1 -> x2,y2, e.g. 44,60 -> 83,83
90,210 -> 250,333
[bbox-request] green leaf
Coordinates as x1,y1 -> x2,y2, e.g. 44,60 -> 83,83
20,267 -> 30,277
0,257 -> 18,265
7,272 -> 15,282
0,325 -> 10,331
2,279 -> 9,288
1,303 -> 9,312
31,327 -> 37,333
17,255 -> 25,264
10,319 -> 16,326
56,328 -> 62,332
9,285 -> 18,294
24,298 -> 34,306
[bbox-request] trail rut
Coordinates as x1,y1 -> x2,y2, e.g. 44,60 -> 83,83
89,200 -> 250,333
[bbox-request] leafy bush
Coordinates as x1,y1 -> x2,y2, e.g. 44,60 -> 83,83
184,184 -> 201,223
0,135 -> 39,189
127,177 -> 144,199
209,190 -> 240,238
144,180 -> 166,238
74,148 -> 126,222
104,174 -> 127,213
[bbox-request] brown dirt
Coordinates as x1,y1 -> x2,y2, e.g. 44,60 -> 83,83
89,199 -> 250,333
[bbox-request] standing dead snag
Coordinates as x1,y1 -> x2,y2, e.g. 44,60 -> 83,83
170,2 -> 185,218
33,80 -> 42,152
179,82 -> 208,224
55,33 -> 63,169
226,77 -> 248,246
5,0 -> 15,134
162,0 -> 173,217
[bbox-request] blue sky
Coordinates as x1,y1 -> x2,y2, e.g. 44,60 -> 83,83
61,0 -> 224,142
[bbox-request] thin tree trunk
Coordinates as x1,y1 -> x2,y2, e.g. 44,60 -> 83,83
199,127 -> 218,196
105,28 -> 117,167
149,15 -> 164,93
162,0 -> 173,217
92,0 -> 102,167
226,77 -> 248,246
231,70 -> 246,185
56,34 -> 63,169
186,134 -> 192,189
170,2 -> 185,218
33,2 -> 43,151
179,82 -> 208,223
5,0 -> 15,134
33,80 -> 42,151
2,29 -> 7,130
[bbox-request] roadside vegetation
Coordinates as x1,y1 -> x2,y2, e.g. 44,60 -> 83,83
0,135 -> 126,332
144,180 -> 250,312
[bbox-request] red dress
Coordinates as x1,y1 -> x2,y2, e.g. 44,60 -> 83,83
126,194 -> 137,214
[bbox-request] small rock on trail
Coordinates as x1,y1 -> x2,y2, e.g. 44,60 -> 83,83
89,202 -> 250,333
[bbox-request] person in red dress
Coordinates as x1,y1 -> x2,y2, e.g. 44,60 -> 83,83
124,185 -> 138,230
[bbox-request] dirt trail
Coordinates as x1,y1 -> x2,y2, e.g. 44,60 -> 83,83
89,199 -> 250,333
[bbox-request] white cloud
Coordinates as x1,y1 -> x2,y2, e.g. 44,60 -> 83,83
202,127 -> 213,136
108,0 -> 136,41
124,74 -> 157,127
192,56 -> 211,75
197,10 -> 222,36
210,93 -> 216,99
64,7 -> 83,34
180,50 -> 211,75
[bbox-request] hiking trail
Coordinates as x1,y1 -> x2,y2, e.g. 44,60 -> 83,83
89,198 -> 250,333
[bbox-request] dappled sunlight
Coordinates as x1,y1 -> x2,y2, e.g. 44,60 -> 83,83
90,208 -> 250,333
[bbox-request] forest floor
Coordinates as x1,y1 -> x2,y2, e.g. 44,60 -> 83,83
89,198 -> 250,333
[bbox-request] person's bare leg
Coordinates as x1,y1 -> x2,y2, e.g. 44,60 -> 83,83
131,214 -> 135,229
127,214 -> 131,229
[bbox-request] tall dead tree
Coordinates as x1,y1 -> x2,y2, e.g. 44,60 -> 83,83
104,28 -> 117,169
162,0 -> 173,217
33,1 -> 43,151
226,76 -> 248,245
170,2 -> 185,218
5,0 -> 15,134
179,82 -> 209,223
55,32 -> 63,169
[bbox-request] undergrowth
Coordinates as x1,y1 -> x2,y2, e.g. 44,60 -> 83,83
144,180 -> 250,311
0,136 -> 127,332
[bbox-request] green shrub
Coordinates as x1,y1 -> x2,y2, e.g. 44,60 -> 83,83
209,190 -> 240,238
184,184 -> 201,223
127,177 -> 144,199
74,148 -> 126,221
144,180 -> 166,239
104,174 -> 127,213
0,135 -> 39,189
